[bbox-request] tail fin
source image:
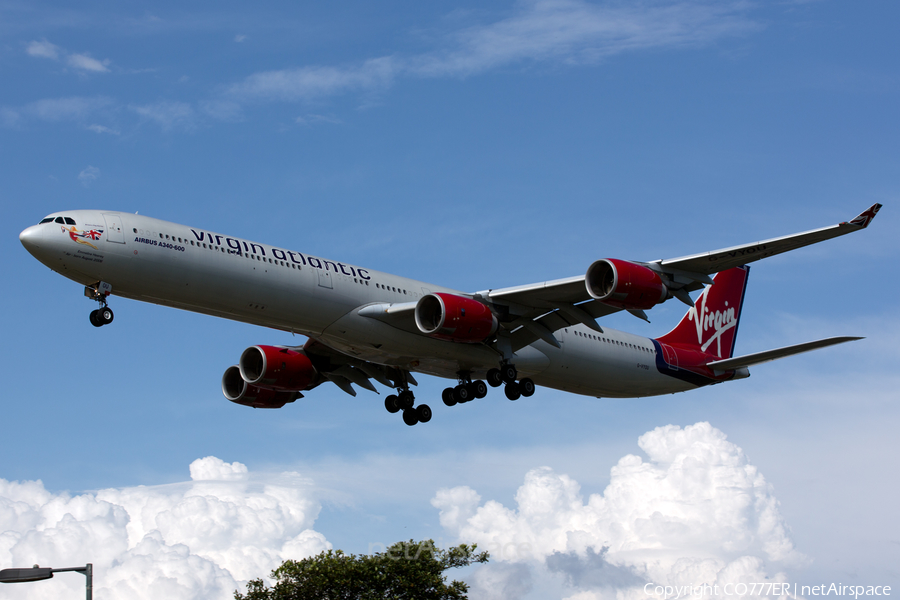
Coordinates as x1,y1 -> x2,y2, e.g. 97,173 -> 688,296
656,266 -> 750,359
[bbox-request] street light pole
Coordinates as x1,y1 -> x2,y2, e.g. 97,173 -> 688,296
0,563 -> 92,599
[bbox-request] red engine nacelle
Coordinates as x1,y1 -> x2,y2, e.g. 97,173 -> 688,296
585,258 -> 668,310
238,345 -> 318,392
221,366 -> 300,409
415,293 -> 498,343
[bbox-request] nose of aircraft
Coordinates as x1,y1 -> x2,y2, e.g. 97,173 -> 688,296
19,224 -> 44,252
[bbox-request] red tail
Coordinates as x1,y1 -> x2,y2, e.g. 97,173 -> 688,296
656,266 -> 750,359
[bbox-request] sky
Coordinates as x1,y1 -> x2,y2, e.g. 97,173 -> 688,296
1,1 -> 898,598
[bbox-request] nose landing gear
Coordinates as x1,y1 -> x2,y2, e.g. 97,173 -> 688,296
85,282 -> 114,327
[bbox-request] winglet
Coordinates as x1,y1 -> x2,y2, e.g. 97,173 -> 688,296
845,203 -> 882,228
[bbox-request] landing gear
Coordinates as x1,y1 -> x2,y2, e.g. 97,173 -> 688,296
442,372 -> 489,408
385,395 -> 401,414
85,282 -> 114,327
385,376 -> 431,426
492,361 -> 535,401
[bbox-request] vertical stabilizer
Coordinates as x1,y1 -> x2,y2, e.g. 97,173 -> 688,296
656,266 -> 750,359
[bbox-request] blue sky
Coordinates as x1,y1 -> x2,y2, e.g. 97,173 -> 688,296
2,1 -> 898,599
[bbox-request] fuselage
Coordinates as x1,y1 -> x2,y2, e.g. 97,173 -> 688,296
20,210 -> 703,399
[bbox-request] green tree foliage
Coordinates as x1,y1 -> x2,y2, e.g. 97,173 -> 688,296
234,539 -> 490,600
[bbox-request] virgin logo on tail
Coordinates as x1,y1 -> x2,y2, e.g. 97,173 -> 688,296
685,288 -> 737,357
656,266 -> 749,360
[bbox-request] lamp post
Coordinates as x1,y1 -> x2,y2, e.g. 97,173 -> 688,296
0,563 -> 92,599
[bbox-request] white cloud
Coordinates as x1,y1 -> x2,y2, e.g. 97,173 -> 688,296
228,57 -> 396,103
227,0 -> 754,105
235,34 -> 248,43
67,53 -> 111,73
26,96 -> 114,122
130,101 -> 195,131
26,40 -> 61,60
78,166 -> 100,186
295,113 -> 342,126
0,457 -> 330,600
25,39 -> 111,73
411,0 -> 756,77
87,124 -> 120,135
433,422 -> 803,599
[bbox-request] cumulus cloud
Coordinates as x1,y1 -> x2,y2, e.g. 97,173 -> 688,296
432,422 -> 803,600
227,0 -> 754,104
0,457 -> 330,600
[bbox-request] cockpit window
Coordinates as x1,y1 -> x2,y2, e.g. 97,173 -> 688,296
39,217 -> 54,224
64,217 -> 76,225
55,217 -> 65,224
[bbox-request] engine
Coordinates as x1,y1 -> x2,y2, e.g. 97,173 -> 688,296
221,345 -> 318,409
585,258 -> 668,310
239,345 -> 317,391
221,366 -> 301,408
415,293 -> 498,343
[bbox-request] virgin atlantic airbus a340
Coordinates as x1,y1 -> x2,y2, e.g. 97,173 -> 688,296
19,204 -> 880,425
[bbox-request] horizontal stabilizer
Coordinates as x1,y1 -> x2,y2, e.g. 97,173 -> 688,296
706,336 -> 863,371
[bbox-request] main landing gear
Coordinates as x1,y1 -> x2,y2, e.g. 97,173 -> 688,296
383,363 -> 535,426
441,372 -> 488,407
485,363 -> 535,401
85,282 -> 114,328
442,365 -> 535,406
384,383 -> 432,427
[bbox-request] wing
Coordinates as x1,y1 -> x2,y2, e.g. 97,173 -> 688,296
302,338 -> 418,397
360,204 -> 881,352
654,203 -> 882,276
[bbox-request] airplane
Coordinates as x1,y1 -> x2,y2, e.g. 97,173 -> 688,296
19,204 -> 881,426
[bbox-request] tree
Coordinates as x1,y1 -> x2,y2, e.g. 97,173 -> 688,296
234,539 -> 489,600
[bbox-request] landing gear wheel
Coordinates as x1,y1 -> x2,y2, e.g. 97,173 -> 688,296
472,380 -> 488,399
99,307 -> 114,325
505,382 -> 521,401
501,364 -> 518,384
385,395 -> 401,414
89,310 -> 102,327
398,390 -> 415,410
402,408 -> 419,426
416,404 -> 432,423
486,368 -> 503,388
454,384 -> 471,403
442,388 -> 457,407
519,378 -> 535,397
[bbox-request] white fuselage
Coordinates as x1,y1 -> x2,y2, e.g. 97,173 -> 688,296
20,210 -> 699,398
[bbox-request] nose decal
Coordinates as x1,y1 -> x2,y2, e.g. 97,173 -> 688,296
63,225 -> 104,250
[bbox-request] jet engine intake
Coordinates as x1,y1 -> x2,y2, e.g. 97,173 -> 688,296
222,365 -> 300,408
586,258 -> 668,310
238,345 -> 317,392
415,293 -> 498,343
